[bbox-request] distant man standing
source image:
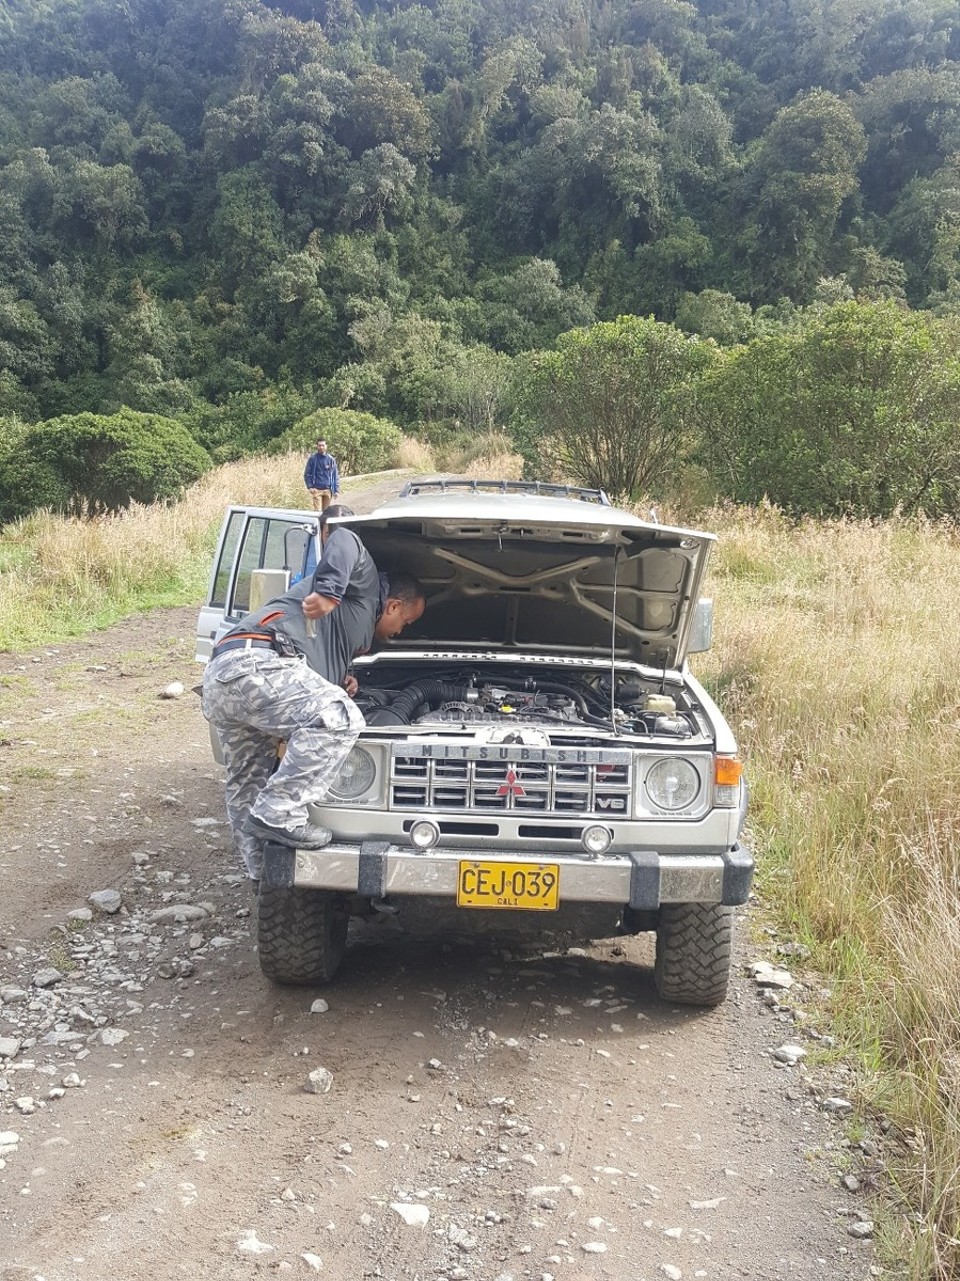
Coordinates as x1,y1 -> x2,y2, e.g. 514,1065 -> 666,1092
304,438 -> 340,511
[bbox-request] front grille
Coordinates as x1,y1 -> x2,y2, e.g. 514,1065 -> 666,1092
390,751 -> 632,816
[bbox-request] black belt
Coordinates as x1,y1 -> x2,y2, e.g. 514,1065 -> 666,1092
212,635 -> 277,658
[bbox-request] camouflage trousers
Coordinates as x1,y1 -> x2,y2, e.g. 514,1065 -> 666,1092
201,649 -> 364,879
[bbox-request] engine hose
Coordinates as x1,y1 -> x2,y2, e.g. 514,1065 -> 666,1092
521,679 -> 601,718
365,681 -> 467,726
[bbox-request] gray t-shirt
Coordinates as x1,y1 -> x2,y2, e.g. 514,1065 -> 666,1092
225,528 -> 380,685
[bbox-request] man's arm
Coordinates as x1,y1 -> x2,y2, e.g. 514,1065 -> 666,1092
331,457 -> 340,495
301,527 -> 363,620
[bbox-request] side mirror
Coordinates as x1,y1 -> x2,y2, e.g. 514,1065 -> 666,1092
688,598 -> 714,653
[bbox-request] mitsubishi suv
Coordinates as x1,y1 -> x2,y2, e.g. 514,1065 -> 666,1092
196,480 -> 751,1005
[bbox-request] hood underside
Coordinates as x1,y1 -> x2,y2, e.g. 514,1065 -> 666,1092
346,489 -> 716,669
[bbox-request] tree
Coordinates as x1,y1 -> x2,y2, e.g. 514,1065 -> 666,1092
469,258 -> 596,353
674,289 -> 756,345
695,300 -> 960,517
0,408 -> 211,522
735,90 -> 867,303
341,144 -> 417,228
337,66 -> 434,161
516,315 -> 717,501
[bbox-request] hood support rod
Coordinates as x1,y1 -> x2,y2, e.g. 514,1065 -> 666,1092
608,547 -> 622,730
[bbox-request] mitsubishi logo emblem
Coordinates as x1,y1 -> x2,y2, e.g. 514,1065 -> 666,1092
496,767 -> 526,798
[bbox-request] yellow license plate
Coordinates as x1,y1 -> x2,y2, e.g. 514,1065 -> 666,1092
457,860 -> 560,911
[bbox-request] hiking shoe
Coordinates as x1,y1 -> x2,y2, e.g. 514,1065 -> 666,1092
245,815 -> 333,850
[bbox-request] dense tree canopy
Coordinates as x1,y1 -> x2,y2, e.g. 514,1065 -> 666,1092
3,0 -> 960,520
2,0 -> 960,433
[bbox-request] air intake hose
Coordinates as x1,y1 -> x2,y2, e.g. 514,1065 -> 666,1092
365,681 -> 467,726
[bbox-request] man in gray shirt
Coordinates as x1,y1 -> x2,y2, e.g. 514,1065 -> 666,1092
202,511 -> 425,882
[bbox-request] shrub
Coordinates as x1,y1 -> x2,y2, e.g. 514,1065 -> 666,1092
695,300 -> 960,517
276,407 -> 404,475
182,382 -> 320,462
0,408 -> 212,522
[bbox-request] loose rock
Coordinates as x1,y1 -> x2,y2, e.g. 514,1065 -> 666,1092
391,1203 -> 429,1227
89,890 -> 122,914
773,1044 -> 806,1065
32,967 -> 62,989
822,1097 -> 853,1115
304,1068 -> 333,1095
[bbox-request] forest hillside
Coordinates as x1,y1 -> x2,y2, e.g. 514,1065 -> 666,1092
3,0 -> 960,488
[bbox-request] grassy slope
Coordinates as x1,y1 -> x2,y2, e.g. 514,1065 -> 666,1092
0,455 -> 413,651
690,503 -> 960,1279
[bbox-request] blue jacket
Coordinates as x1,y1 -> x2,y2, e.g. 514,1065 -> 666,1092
304,450 -> 339,492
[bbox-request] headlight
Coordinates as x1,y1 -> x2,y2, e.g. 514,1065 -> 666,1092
329,746 -> 378,800
644,758 -> 700,811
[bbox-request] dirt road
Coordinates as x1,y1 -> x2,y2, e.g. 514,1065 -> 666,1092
0,490 -> 877,1281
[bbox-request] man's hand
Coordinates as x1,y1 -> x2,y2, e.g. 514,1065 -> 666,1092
302,592 -> 339,620
342,673 -> 358,698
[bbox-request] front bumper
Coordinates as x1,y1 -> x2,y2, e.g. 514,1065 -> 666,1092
261,841 -> 754,909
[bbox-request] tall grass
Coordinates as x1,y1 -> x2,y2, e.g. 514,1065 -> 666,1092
0,435 -> 521,651
0,452 -> 409,649
692,503 -> 960,1279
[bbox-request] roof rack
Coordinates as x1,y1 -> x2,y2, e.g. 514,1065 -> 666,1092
398,479 -> 612,505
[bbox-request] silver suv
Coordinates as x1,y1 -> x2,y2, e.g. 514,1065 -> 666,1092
197,480 -> 751,1005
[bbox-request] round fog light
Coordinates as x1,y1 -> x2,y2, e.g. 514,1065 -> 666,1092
582,824 -> 612,855
410,820 -> 440,850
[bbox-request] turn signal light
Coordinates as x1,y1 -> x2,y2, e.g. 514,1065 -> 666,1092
714,756 -> 743,786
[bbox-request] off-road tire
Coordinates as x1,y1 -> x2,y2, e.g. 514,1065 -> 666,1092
654,903 -> 734,1006
257,884 -> 350,985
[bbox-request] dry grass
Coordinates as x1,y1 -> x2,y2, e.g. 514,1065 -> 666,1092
435,430 -> 524,480
395,435 -> 436,471
692,503 -> 960,1278
0,452 -> 408,649
1,442 -> 516,649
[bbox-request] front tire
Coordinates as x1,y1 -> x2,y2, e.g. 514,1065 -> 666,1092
654,903 -> 734,1006
257,884 -> 350,985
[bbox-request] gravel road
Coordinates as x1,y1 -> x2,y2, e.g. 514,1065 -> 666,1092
0,484 -> 879,1281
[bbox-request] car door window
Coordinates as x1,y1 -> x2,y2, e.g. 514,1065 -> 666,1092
229,516 -> 313,617
210,510 -> 245,610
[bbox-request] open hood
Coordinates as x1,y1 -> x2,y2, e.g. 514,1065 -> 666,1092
346,485 -> 716,670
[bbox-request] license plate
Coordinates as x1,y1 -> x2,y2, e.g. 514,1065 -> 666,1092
457,860 -> 560,911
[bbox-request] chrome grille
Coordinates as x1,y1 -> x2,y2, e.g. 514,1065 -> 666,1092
390,750 -> 632,816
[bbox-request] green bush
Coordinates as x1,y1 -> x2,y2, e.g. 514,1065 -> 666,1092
276,407 -> 403,476
512,317 -> 717,501
183,382 -> 321,461
0,408 -> 212,523
695,300 -> 960,517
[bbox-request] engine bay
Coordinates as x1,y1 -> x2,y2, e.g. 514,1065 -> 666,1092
353,660 -> 703,740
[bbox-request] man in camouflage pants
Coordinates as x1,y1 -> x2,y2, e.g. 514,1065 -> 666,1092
202,513 -> 425,882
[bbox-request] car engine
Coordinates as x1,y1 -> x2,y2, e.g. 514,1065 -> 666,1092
355,668 -> 696,737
